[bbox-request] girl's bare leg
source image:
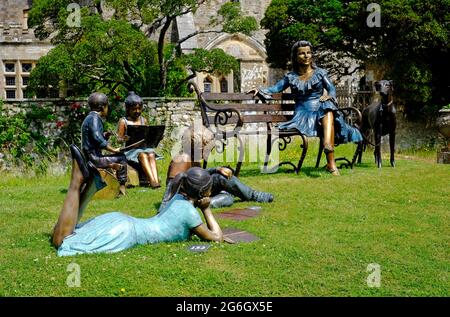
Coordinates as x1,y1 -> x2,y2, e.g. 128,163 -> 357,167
52,160 -> 84,247
138,152 -> 160,188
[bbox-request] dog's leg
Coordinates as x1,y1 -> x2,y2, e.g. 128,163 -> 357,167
357,130 -> 365,164
357,140 -> 363,164
374,129 -> 382,168
389,132 -> 395,167
389,113 -> 396,167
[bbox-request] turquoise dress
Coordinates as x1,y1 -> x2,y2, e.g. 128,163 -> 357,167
259,68 -> 362,145
57,194 -> 202,256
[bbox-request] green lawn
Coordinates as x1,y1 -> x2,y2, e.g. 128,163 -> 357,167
0,140 -> 448,296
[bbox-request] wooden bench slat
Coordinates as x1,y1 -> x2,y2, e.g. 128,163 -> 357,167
204,103 -> 295,112
203,93 -> 258,101
203,92 -> 295,101
207,114 -> 293,124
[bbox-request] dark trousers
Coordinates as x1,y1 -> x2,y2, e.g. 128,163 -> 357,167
160,173 -> 254,211
210,174 -> 253,200
86,152 -> 128,185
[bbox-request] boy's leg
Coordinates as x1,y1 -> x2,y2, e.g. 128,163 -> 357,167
88,153 -> 128,195
210,192 -> 235,208
211,174 -> 273,203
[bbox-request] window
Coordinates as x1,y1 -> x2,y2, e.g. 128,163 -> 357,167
5,63 -> 15,73
6,90 -> 16,99
22,63 -> 32,73
220,78 -> 228,93
5,76 -> 16,86
203,78 -> 212,93
22,76 -> 29,86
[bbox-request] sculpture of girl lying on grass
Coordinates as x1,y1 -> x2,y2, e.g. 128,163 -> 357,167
52,145 -> 224,256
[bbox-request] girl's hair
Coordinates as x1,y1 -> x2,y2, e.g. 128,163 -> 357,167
124,91 -> 143,109
166,167 -> 213,202
291,40 -> 315,72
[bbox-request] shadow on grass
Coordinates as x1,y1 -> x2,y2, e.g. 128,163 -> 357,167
237,166 -> 323,178
236,161 -> 375,178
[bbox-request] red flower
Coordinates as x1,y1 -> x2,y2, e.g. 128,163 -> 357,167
115,95 -> 122,101
71,102 -> 81,111
56,121 -> 65,128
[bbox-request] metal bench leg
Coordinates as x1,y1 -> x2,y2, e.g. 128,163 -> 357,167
351,142 -> 363,167
234,135 -> 244,177
296,134 -> 308,174
263,130 -> 273,172
315,137 -> 324,168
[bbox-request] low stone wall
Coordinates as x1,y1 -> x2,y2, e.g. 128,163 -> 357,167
1,97 -> 443,155
2,97 -> 201,126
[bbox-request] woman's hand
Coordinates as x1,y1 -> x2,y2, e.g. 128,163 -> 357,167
217,167 -> 232,179
196,197 -> 211,210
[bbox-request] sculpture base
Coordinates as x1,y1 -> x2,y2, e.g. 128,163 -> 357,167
437,149 -> 450,164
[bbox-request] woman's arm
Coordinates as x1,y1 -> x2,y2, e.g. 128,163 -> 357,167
191,198 -> 223,242
260,76 -> 290,95
322,72 -> 337,98
248,75 -> 290,99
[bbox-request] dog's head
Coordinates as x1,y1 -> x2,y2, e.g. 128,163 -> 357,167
374,80 -> 394,97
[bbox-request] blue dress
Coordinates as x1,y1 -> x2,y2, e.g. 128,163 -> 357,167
259,68 -> 362,145
57,194 -> 203,256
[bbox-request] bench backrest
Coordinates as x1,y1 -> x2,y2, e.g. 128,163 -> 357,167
199,90 -> 297,127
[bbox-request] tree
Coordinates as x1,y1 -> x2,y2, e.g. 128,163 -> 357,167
27,15 -> 160,97
28,0 -> 257,97
261,0 -> 449,117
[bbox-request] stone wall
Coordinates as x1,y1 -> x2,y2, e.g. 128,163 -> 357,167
1,97 -> 201,144
2,97 -> 441,152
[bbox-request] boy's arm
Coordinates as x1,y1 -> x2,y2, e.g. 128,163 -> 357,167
91,116 -> 120,153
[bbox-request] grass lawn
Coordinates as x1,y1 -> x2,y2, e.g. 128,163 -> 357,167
0,140 -> 448,296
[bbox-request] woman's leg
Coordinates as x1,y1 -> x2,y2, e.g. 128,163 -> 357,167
322,111 -> 340,175
52,160 -> 84,247
138,152 -> 160,188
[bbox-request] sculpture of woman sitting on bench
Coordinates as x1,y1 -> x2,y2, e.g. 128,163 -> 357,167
117,92 -> 161,188
52,147 -> 223,256
251,40 -> 363,175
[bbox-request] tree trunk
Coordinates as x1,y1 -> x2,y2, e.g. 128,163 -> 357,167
158,17 -> 174,93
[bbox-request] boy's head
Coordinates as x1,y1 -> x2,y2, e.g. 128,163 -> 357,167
88,92 -> 109,113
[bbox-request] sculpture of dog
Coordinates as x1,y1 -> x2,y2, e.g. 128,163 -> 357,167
357,80 -> 396,168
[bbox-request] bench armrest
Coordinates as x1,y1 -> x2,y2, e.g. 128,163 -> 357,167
189,81 -> 244,133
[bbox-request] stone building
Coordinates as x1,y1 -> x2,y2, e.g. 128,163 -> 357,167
173,0 -> 273,93
0,0 -> 273,99
0,0 -> 54,100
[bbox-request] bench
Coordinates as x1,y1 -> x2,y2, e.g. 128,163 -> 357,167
189,82 -> 363,177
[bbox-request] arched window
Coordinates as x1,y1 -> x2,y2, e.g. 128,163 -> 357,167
220,77 -> 228,93
203,77 -> 212,93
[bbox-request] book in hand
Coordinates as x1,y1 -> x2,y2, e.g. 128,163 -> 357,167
124,125 -> 165,149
